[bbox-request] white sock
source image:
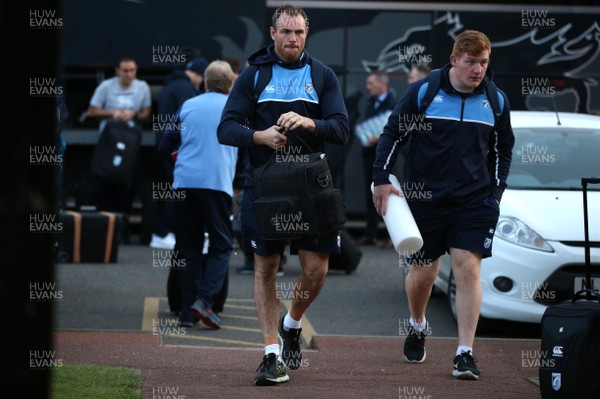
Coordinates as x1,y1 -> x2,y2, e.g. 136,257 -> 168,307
283,312 -> 301,331
265,344 -> 279,356
409,317 -> 427,333
456,345 -> 473,356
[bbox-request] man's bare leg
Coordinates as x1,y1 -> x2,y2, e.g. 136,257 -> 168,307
288,250 -> 329,320
449,247 -> 482,379
254,253 -> 282,347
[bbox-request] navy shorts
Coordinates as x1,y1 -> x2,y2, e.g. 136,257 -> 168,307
407,196 -> 500,263
241,187 -> 341,257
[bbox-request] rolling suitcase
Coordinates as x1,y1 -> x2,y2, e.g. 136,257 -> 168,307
57,210 -> 122,263
328,229 -> 362,274
539,177 -> 600,398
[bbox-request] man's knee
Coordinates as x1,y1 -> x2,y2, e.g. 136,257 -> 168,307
299,251 -> 329,281
407,257 -> 440,286
254,254 -> 281,279
305,263 -> 328,282
450,249 -> 481,286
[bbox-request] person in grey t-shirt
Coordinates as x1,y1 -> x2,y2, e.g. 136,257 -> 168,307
85,56 -> 152,233
88,56 -> 152,131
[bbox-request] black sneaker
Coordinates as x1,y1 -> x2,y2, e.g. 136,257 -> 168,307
254,353 -> 289,386
403,325 -> 427,363
191,299 -> 221,329
452,351 -> 480,380
278,316 -> 302,370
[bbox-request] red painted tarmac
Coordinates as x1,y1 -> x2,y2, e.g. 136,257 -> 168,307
54,331 -> 542,399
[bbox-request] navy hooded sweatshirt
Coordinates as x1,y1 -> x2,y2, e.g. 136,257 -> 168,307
373,63 -> 515,205
156,70 -> 198,149
217,45 -> 349,188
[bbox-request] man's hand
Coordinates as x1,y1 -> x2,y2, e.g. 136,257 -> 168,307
113,109 -> 136,122
252,125 -> 287,149
373,183 -> 402,216
277,111 -> 316,134
367,135 -> 380,145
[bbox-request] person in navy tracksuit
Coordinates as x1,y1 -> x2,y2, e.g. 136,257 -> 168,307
218,4 -> 348,386
373,30 -> 515,380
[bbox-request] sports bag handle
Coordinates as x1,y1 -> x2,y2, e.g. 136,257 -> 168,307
255,131 -> 319,184
574,177 -> 600,301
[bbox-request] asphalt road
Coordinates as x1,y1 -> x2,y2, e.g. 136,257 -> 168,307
53,234 -> 542,350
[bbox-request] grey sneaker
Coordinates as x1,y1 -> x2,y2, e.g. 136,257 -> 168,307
254,353 -> 289,386
190,299 -> 221,329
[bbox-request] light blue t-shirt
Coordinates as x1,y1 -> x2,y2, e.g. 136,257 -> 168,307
173,92 -> 238,197
89,77 -> 151,131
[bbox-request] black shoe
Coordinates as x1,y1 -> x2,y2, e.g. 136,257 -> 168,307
254,353 -> 289,386
403,324 -> 427,363
278,316 -> 302,370
190,299 -> 221,329
452,351 -> 480,380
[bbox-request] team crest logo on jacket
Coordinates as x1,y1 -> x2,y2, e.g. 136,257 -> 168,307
306,83 -> 314,94
483,100 -> 490,108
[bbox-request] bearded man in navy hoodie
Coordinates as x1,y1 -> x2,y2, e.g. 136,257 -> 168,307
218,4 -> 348,386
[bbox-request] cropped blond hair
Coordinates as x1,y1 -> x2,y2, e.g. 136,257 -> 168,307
204,60 -> 234,94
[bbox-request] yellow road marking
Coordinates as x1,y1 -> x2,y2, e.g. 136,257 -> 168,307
141,297 -> 159,331
224,304 -> 257,311
220,313 -> 259,321
219,325 -> 262,333
141,297 -> 317,349
164,334 -> 264,347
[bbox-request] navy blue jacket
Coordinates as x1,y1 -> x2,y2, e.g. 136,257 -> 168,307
156,70 -> 198,148
374,63 -> 514,204
217,45 -> 349,187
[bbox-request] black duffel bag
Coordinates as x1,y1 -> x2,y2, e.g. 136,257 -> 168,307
253,145 -> 345,241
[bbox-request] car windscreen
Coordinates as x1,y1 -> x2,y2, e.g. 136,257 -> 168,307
507,127 -> 600,190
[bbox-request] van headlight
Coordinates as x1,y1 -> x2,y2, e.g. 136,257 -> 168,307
496,216 -> 554,252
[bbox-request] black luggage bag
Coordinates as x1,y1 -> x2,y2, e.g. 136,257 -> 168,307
539,178 -> 600,398
328,229 -> 362,274
90,120 -> 142,186
57,210 -> 121,263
